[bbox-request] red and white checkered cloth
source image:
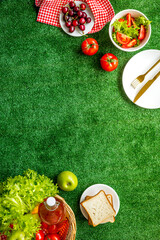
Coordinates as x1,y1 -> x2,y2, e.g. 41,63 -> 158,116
35,0 -> 115,33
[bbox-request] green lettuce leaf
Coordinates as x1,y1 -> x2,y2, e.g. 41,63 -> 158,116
135,16 -> 151,29
0,169 -> 59,240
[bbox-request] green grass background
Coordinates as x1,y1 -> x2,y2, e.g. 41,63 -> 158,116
0,0 -> 160,239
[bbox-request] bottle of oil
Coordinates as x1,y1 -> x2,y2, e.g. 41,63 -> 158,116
38,197 -> 66,225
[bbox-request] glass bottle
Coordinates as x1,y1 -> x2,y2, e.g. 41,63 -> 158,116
38,196 -> 66,225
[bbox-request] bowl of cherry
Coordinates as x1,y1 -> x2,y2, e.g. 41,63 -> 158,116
60,1 -> 94,37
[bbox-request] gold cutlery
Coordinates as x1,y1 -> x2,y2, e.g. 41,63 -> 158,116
133,71 -> 160,103
131,59 -> 160,88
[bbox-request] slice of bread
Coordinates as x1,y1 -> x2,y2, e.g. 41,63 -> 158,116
85,194 -> 115,225
81,190 -> 116,227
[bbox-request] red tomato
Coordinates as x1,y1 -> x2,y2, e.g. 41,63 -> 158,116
131,17 -> 136,28
116,32 -> 130,45
122,39 -> 137,48
100,53 -> 118,72
36,230 -> 45,240
126,13 -> 131,27
138,25 -> 146,40
45,234 -> 61,240
41,222 -> 49,235
48,225 -> 58,234
41,222 -> 48,229
81,38 -> 99,56
118,18 -> 125,22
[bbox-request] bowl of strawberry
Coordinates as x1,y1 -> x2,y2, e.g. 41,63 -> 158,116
109,9 -> 151,52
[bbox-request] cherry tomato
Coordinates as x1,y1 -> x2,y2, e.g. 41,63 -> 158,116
122,39 -> 137,48
138,25 -> 146,40
81,38 -> 99,56
35,230 -> 45,240
44,234 -> 61,240
41,222 -> 48,229
100,53 -> 118,72
126,13 -> 131,27
48,225 -> 58,234
40,222 -> 48,235
116,32 -> 130,45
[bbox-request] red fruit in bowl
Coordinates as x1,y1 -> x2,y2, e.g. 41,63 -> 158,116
72,20 -> 78,27
69,1 -> 75,8
82,12 -> 87,18
77,10 -> 83,17
69,26 -> 75,33
63,14 -> 69,22
86,17 -> 91,23
80,3 -> 86,10
73,6 -> 79,12
68,10 -> 74,16
79,17 -> 86,24
65,21 -> 72,28
79,24 -> 85,31
62,7 -> 68,14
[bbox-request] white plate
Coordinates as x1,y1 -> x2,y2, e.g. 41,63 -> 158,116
59,1 -> 94,37
80,184 -> 120,223
122,49 -> 160,109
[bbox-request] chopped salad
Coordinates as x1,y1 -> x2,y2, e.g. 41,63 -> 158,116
112,13 -> 151,48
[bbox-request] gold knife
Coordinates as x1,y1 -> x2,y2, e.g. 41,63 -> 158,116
133,71 -> 160,103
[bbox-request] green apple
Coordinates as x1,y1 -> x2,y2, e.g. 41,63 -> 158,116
8,231 -> 25,240
57,171 -> 78,191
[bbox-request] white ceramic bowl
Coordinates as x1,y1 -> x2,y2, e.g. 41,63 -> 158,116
109,9 -> 151,52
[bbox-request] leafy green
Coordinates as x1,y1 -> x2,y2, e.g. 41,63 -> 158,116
0,169 -> 59,240
135,16 -> 151,29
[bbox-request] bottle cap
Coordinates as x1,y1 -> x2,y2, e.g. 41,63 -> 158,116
46,197 -> 56,207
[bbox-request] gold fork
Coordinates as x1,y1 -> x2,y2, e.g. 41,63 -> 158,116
131,58 -> 160,89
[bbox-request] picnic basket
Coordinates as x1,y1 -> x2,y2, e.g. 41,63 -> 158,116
56,195 -> 76,240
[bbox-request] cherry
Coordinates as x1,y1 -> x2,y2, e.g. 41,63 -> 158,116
86,17 -> 91,23
65,21 -> 72,28
68,10 -> 74,16
69,1 -> 75,8
62,7 -> 68,14
77,10 -> 83,17
82,12 -> 87,18
72,20 -> 78,27
79,17 -> 86,24
73,6 -> 79,12
79,24 -> 85,31
63,14 -> 69,22
69,26 -> 75,33
80,3 -> 86,10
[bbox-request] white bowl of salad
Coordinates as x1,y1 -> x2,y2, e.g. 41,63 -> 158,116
109,9 -> 151,52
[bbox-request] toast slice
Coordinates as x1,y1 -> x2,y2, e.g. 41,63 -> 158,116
85,194 -> 115,225
81,190 -> 116,227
